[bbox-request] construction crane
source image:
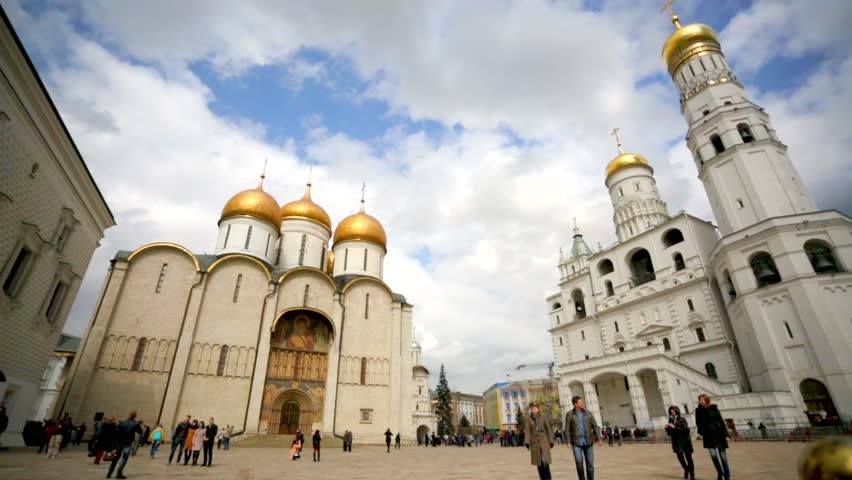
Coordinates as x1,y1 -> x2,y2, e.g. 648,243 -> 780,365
515,362 -> 555,378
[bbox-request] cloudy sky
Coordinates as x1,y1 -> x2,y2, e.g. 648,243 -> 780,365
5,0 -> 852,394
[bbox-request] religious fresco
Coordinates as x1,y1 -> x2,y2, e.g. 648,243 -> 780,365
271,314 -> 331,353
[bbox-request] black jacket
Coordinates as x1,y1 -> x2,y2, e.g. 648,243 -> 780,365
665,413 -> 693,453
205,423 -> 218,442
94,423 -> 119,452
695,404 -> 728,449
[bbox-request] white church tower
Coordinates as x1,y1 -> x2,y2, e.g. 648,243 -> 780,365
663,7 -> 852,422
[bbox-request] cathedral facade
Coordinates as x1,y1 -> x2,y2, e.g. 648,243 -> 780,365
548,11 -> 852,430
58,181 -> 434,442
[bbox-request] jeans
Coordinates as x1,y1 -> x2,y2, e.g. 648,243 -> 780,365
107,446 -> 133,477
708,447 -> 731,479
571,444 -> 595,480
224,438 -> 230,450
168,438 -> 185,463
676,451 -> 695,476
150,440 -> 161,458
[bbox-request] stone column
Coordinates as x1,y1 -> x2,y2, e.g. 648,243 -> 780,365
582,381 -> 602,427
244,287 -> 278,434
158,273 -> 205,429
627,374 -> 649,427
389,303 -> 402,433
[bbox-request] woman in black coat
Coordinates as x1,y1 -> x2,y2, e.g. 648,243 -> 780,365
92,417 -> 118,465
666,406 -> 694,480
695,394 -> 731,480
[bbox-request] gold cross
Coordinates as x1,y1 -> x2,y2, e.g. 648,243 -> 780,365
611,128 -> 624,154
660,0 -> 682,27
361,182 -> 366,203
259,157 -> 268,187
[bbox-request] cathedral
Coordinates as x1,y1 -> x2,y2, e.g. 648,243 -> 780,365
548,10 -> 852,431
58,179 -> 435,442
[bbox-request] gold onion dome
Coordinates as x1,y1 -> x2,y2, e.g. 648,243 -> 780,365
333,201 -> 387,249
220,182 -> 281,229
605,152 -> 653,178
661,14 -> 721,75
280,183 -> 332,230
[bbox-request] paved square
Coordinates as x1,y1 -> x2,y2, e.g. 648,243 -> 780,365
0,441 -> 808,479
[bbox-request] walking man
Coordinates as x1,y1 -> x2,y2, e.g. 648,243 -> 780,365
565,395 -> 601,480
167,415 -> 191,465
384,428 -> 393,452
395,432 -> 401,449
202,418 -> 218,467
523,402 -> 555,480
107,411 -> 142,479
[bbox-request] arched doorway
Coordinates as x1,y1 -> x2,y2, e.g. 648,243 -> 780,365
260,309 -> 334,434
280,401 -> 301,434
416,425 -> 430,445
590,373 -> 633,428
800,379 -> 839,425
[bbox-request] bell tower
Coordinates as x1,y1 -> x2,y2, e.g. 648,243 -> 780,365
661,7 -> 815,236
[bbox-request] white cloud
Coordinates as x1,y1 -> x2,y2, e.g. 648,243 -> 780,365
6,0 -> 851,395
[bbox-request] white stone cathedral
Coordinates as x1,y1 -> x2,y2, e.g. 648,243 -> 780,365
548,11 -> 852,431
58,179 -> 435,442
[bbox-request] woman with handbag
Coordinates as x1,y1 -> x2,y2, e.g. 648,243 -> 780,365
93,417 -> 118,465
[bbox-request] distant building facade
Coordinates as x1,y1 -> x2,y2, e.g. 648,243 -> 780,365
483,378 -> 559,430
0,9 -> 114,446
33,335 -> 80,421
431,391 -> 484,432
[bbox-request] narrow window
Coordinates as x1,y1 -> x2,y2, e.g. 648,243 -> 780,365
298,234 -> 307,266
265,234 -> 271,256
736,199 -> 744,209
696,327 -> 706,342
710,134 -> 725,154
363,248 -> 368,270
217,345 -> 229,376
680,71 -> 686,83
699,58 -> 706,71
634,182 -> 640,192
303,284 -> 310,306
581,330 -> 585,341
320,243 -> 326,268
605,280 -> 614,296
45,282 -> 68,322
131,338 -> 147,371
705,362 -> 718,379
614,321 -> 619,333
689,63 -> 695,76
618,346 -> 625,352
231,274 -> 242,303
618,187 -> 624,197
784,321 -> 794,339
365,293 -> 370,319
155,263 -> 168,293
663,338 -> 671,351
344,248 -> 349,269
2,247 -> 32,296
244,225 -> 253,249
624,377 -> 630,390
360,357 -> 367,385
687,299 -> 695,312
556,315 -> 560,325
710,56 -> 718,69
559,337 -> 563,346
224,224 -> 231,247
674,253 -> 686,271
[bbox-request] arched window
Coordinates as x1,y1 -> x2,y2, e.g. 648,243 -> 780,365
705,362 -> 718,379
552,303 -> 562,310
750,252 -> 781,287
572,289 -> 586,320
646,341 -> 653,347
598,259 -> 614,276
804,240 -> 842,274
710,134 -> 725,154
687,299 -> 695,312
131,338 -> 147,371
217,345 -> 229,376
662,229 -> 685,247
673,253 -> 686,271
737,123 -> 755,143
663,338 -> 671,351
629,249 -> 656,286
605,280 -> 614,297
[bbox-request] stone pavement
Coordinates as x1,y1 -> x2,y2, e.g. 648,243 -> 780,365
0,441 -> 808,479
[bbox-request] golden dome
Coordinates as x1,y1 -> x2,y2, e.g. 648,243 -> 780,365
326,250 -> 334,275
605,152 -> 653,179
280,184 -> 332,230
661,15 -> 721,75
333,202 -> 387,249
220,184 -> 281,229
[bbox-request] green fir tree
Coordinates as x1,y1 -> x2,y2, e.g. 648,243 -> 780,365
435,364 -> 454,436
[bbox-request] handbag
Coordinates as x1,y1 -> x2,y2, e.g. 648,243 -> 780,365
103,450 -> 117,461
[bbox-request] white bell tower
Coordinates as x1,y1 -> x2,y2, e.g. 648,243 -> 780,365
663,11 -> 815,236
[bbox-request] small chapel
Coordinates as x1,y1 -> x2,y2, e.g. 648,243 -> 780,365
57,179 -> 436,443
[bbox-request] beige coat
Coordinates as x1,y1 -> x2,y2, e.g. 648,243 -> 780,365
523,413 -> 554,466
